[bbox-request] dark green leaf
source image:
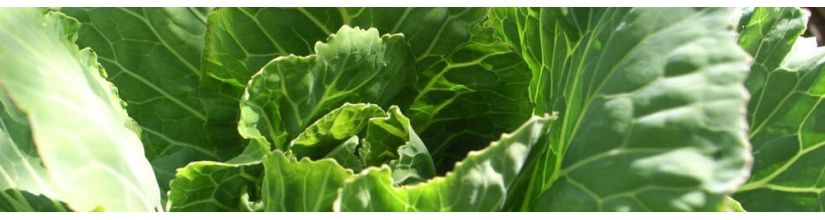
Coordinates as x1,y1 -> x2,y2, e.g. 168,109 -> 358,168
408,25 -> 532,173
204,7 -> 485,89
61,8 -> 244,189
323,136 -> 364,172
206,8 -> 505,168
0,190 -> 70,212
491,8 -> 752,211
733,7 -> 825,212
361,106 -> 436,185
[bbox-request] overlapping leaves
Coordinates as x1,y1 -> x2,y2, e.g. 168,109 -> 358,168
61,8 -> 245,190
0,9 -> 161,211
2,7 -> 822,213
491,8 -> 752,211
733,7 -> 825,211
237,26 -> 415,151
168,21 -> 543,211
206,8 -> 531,170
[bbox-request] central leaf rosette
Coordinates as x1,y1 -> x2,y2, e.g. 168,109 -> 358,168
167,25 -> 552,212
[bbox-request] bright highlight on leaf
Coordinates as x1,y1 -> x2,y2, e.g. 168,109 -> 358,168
0,7 -> 823,212
491,8 -> 752,211
0,8 -> 161,211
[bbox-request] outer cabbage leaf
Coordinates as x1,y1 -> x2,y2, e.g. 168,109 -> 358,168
334,115 -> 553,211
733,7 -> 825,211
238,25 -> 415,151
61,8 -> 244,189
0,9 -> 161,211
491,8 -> 752,211
0,91 -> 71,212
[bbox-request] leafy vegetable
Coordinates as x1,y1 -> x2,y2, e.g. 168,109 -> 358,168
262,150 -> 352,212
1,6 -> 823,212
335,115 -> 552,211
61,7 -> 244,190
238,25 -> 415,151
0,8 -> 161,211
491,8 -> 752,211
733,7 -> 825,211
205,8 -> 529,171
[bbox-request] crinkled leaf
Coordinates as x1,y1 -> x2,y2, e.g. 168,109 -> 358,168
291,103 -> 385,160
334,115 -> 552,211
167,160 -> 262,212
361,106 -> 436,185
491,8 -> 752,211
206,8 -> 510,167
170,102 -> 435,211
290,103 -> 435,184
61,8 -> 243,189
205,7 -> 484,89
203,8 -> 485,135
261,151 -> 354,212
238,26 -> 415,151
733,7 -> 825,212
0,9 -> 161,211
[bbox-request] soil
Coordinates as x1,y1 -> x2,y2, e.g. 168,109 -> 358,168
804,7 -> 825,46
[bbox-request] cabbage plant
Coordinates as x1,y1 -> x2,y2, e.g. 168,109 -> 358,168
0,7 -> 822,212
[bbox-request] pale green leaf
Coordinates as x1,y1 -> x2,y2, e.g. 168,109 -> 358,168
238,26 -> 415,151
289,103 -> 436,184
261,151 -> 354,211
0,92 -> 70,212
170,102 -> 435,211
166,160 -> 262,212
0,9 -> 161,211
723,196 -> 746,212
290,103 -> 385,160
